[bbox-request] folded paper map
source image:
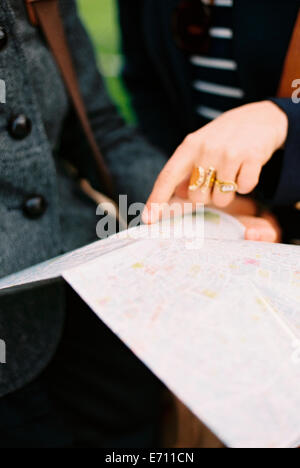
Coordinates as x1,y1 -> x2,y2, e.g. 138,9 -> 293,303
1,209 -> 300,448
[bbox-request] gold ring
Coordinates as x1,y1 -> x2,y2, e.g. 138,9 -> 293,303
215,180 -> 238,193
188,166 -> 206,191
201,167 -> 217,194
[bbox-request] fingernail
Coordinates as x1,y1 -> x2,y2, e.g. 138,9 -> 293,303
144,203 -> 161,224
246,229 -> 260,241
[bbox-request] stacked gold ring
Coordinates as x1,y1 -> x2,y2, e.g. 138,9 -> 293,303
189,166 -> 238,194
214,180 -> 238,193
200,167 -> 217,194
188,166 -> 206,191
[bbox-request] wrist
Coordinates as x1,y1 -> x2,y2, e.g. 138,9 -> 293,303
264,100 -> 289,150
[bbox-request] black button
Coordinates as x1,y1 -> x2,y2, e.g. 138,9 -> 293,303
0,27 -> 7,51
23,195 -> 47,219
8,114 -> 32,140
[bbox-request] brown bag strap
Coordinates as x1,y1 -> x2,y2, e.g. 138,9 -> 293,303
25,0 -> 114,197
277,9 -> 300,98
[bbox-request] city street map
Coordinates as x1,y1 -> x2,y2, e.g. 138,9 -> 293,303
1,210 -> 300,448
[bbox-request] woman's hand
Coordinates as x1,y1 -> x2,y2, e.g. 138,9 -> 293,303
142,101 -> 288,224
239,213 -> 281,243
143,195 -> 281,243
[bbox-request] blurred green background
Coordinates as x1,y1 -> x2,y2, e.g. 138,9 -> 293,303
78,0 -> 134,123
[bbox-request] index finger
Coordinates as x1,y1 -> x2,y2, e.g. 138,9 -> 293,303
142,145 -> 195,224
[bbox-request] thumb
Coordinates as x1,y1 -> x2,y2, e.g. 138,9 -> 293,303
237,216 -> 278,243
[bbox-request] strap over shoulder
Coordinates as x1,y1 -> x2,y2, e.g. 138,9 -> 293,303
25,0 -> 47,26
25,0 -> 115,197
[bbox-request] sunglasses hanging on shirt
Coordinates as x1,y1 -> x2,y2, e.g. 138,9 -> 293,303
172,0 -> 214,55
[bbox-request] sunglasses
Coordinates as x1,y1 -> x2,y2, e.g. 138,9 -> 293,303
172,0 -> 214,55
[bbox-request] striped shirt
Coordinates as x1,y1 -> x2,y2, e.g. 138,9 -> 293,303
190,0 -> 245,124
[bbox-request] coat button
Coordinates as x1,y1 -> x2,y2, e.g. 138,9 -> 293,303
0,27 -> 8,51
23,195 -> 47,219
8,114 -> 32,140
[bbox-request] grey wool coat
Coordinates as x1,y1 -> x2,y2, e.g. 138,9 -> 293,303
0,0 -> 166,396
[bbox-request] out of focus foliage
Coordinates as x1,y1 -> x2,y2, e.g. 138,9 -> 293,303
78,0 -> 135,123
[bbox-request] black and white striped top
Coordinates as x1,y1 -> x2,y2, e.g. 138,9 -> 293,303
190,0 -> 245,125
